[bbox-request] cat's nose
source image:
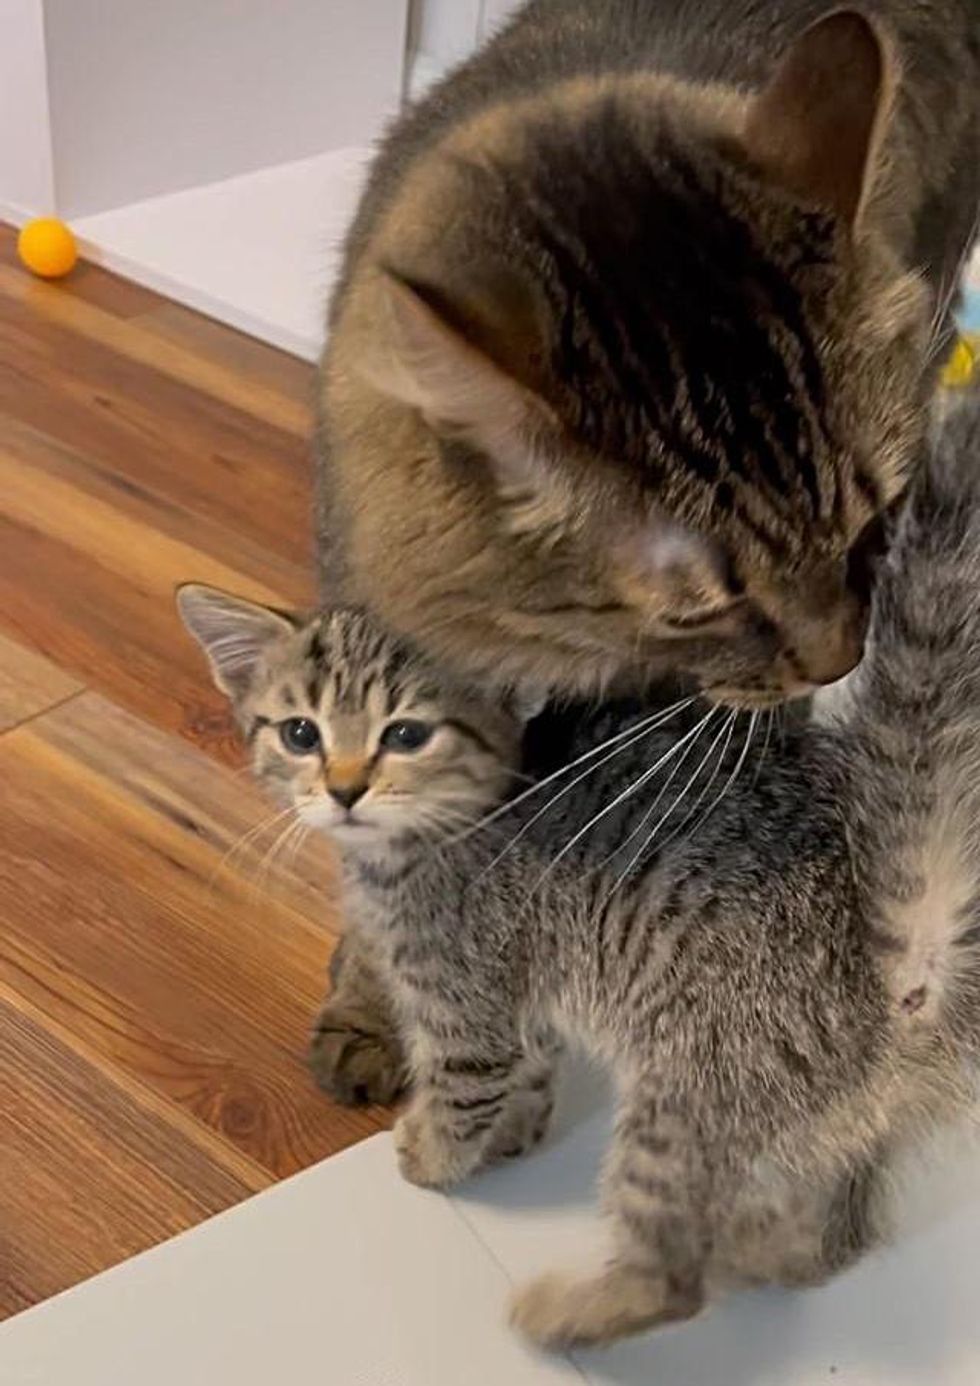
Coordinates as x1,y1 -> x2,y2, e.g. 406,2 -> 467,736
793,600 -> 869,686
329,783 -> 368,811
782,564 -> 870,688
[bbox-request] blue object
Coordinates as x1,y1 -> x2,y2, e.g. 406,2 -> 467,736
960,285 -> 980,333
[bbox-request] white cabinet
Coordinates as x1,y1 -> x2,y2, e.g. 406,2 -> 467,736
0,0 -> 409,221
0,1 -> 533,359
45,0 -> 410,218
0,0 -> 410,358
408,0 -> 525,95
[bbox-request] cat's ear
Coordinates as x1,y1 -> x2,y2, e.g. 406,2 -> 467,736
743,10 -> 894,228
177,583 -> 296,698
357,272 -> 559,503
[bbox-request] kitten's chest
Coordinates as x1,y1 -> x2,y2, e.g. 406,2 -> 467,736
339,863 -> 402,940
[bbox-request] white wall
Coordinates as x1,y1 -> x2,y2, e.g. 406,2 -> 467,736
408,0 -> 524,93
480,0 -> 524,36
43,0 -> 410,217
414,0 -> 482,68
0,0 -> 55,218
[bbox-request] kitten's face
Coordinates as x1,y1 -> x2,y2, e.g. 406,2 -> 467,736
327,11 -> 931,708
178,590 -> 524,849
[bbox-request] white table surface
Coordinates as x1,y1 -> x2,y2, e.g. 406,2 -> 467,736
2,1062 -> 979,1386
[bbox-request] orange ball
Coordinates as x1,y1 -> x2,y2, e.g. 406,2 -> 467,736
17,218 -> 78,279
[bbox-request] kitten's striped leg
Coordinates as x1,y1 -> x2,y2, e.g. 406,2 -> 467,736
511,1081 -> 708,1349
308,930 -> 407,1106
394,1026 -> 560,1189
483,1037 -> 560,1164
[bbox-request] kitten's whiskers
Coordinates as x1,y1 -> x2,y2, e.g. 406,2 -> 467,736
209,803 -> 299,894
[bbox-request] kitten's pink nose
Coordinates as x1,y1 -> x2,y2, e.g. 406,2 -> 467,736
329,783 -> 367,811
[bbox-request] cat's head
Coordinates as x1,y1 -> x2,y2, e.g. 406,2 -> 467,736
178,585 -> 529,848
329,10 -> 930,708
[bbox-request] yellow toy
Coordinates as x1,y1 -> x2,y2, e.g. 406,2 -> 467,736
17,218 -> 78,279
943,335 -> 978,389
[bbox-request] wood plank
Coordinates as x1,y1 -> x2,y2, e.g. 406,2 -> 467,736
0,415 -> 311,762
0,228 -> 389,1322
135,300 -> 313,402
0,991 -> 263,1321
0,263 -> 310,436
0,413 -> 311,607
0,300 -> 313,564
0,629 -> 81,732
0,223 -> 170,320
0,694 -> 387,1189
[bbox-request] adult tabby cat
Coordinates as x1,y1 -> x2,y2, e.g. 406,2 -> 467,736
182,384 -> 980,1349
318,0 -> 980,707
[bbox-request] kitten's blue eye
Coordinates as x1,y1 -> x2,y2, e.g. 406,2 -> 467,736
380,720 -> 433,752
279,718 -> 320,754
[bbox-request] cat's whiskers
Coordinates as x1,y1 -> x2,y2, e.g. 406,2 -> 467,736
284,817 -> 314,870
925,204 -> 980,364
751,709 -> 776,790
532,704 -> 719,892
603,709 -> 736,897
448,696 -> 696,851
418,801 -> 482,836
396,801 -> 486,859
601,707 -> 721,870
469,696 -> 698,878
648,710 -> 739,852
253,812 -> 307,894
685,709 -> 760,844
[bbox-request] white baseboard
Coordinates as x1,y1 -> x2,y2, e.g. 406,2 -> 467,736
69,147 -> 371,360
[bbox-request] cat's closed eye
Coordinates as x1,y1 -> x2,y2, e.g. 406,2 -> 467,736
280,718 -> 321,754
661,600 -> 745,633
380,720 -> 434,752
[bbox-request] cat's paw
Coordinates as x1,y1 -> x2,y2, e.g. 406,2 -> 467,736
394,1110 -> 480,1189
308,1010 -> 407,1107
484,1084 -> 554,1164
510,1266 -> 700,1350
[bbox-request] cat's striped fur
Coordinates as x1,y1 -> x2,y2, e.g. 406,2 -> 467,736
341,394 -> 980,1348
181,388 -> 980,1349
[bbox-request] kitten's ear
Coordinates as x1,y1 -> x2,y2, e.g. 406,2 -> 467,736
505,686 -> 549,725
177,583 -> 296,698
357,272 -> 559,502
743,11 -> 894,228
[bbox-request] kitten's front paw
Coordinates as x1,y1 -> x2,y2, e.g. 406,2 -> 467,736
394,1111 -> 479,1190
484,1084 -> 554,1164
308,1009 -> 407,1107
510,1266 -> 700,1350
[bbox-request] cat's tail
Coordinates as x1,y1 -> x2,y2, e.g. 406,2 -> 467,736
839,380 -> 980,1055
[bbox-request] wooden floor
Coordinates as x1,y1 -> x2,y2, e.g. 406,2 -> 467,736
0,225 -> 388,1321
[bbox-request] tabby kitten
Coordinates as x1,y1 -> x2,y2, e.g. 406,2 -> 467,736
318,0 -> 980,707
182,387 -> 980,1350
176,588 -> 531,1102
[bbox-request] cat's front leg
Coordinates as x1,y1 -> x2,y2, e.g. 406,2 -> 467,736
394,1040 -> 533,1190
